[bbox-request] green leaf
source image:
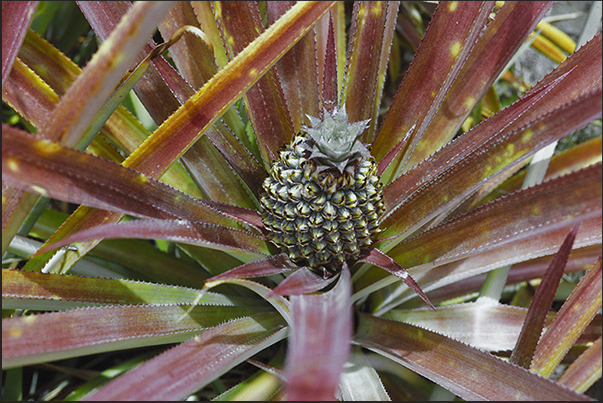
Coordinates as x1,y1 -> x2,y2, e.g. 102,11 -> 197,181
2,269 -> 257,310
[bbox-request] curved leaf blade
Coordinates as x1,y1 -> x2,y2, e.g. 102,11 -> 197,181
510,223 -> 580,368
270,266 -> 338,297
373,1 -> 495,178
284,266 -> 352,400
1,126 -> 261,231
2,269 -> 255,310
355,313 -> 593,401
388,164 -> 602,271
81,313 -> 287,401
205,254 -> 297,283
2,304 -> 269,369
37,219 -> 271,259
531,256 -> 602,377
1,1 -> 38,87
406,1 -> 554,168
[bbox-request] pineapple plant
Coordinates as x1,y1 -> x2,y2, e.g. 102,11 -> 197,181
2,1 -> 602,401
260,107 -> 384,277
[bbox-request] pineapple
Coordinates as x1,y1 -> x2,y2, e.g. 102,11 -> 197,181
260,106 -> 385,277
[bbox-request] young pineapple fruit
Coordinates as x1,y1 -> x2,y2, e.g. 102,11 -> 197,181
260,106 -> 385,277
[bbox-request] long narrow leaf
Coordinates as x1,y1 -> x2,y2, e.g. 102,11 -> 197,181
510,223 -> 580,368
266,1 -> 321,131
36,219 -> 271,259
205,254 -> 298,282
344,1 -> 399,142
3,304 -> 269,369
381,87 -> 602,242
373,2 -> 495,180
355,313 -> 593,401
406,1 -> 553,169
558,336 -> 603,393
364,216 -> 601,314
531,256 -> 602,377
1,1 -> 38,87
213,1 -> 295,167
284,266 -> 352,400
2,269 -> 256,310
382,32 -> 602,233
387,164 -> 601,271
81,313 -> 287,401
1,126 -> 261,231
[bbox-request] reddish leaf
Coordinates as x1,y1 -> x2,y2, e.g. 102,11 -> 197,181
81,313 -> 287,401
387,164 -> 601,272
355,313 -> 593,401
421,244 -> 602,307
344,1 -> 399,142
382,68 -> 564,215
265,1 -> 320,131
1,269 -> 255,310
214,1 -> 295,166
2,126 -> 262,231
382,32 -> 602,230
406,1 -> 554,168
3,304 -> 270,369
510,223 -> 581,368
1,1 -> 38,87
77,0 -> 184,124
365,217 -> 601,313
373,1 -> 496,179
203,121 -> 267,202
359,248 -> 434,310
37,219 -> 271,259
531,256 -> 602,377
205,254 -> 297,283
381,87 -> 602,242
45,2 -> 174,148
125,1 -> 334,178
322,12 -> 338,112
157,1 -> 218,89
558,336 -> 603,393
270,266 -> 337,297
285,265 -> 352,400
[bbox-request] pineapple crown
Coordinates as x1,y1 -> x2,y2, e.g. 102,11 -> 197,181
302,106 -> 371,173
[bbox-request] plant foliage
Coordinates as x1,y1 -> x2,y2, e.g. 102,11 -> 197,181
2,1 -> 601,400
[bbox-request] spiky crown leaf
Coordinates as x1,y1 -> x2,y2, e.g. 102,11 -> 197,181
301,107 -> 371,173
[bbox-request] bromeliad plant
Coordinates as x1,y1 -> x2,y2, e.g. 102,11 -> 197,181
2,1 -> 602,400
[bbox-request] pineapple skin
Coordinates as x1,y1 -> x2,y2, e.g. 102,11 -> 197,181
260,131 -> 385,277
